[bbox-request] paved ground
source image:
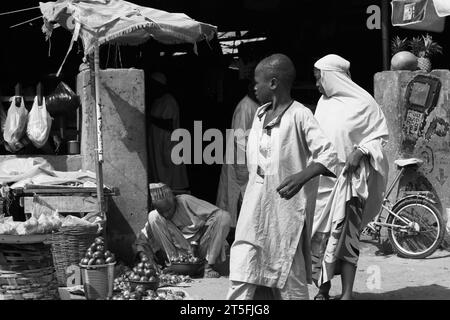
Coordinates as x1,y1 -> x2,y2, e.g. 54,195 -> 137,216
181,240 -> 450,300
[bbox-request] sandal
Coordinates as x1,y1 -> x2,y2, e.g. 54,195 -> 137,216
204,269 -> 220,278
204,265 -> 220,278
314,292 -> 330,300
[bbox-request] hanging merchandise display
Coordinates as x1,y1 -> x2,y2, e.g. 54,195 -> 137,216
27,96 -> 53,148
46,82 -> 81,115
3,96 -> 28,152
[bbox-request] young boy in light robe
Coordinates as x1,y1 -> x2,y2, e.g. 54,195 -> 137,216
227,54 -> 339,300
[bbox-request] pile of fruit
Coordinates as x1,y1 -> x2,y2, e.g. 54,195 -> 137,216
113,274 -> 131,293
113,267 -> 192,290
169,253 -> 201,264
111,286 -> 186,300
125,255 -> 159,283
159,274 -> 192,286
111,264 -> 191,300
80,236 -> 116,266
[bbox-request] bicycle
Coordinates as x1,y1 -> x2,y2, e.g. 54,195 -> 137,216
363,158 -> 445,259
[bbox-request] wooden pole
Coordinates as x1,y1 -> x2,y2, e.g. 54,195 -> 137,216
381,0 -> 391,71
93,43 -> 106,217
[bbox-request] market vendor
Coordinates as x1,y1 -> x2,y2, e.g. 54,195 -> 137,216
135,183 -> 231,278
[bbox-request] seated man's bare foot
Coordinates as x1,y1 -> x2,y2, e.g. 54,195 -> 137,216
204,264 -> 220,278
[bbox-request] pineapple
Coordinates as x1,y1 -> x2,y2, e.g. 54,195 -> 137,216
409,34 -> 443,72
391,36 -> 409,56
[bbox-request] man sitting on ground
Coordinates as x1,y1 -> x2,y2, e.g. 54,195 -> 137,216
135,183 -> 231,278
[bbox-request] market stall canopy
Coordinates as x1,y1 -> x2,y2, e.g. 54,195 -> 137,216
391,0 -> 450,32
39,0 -> 217,56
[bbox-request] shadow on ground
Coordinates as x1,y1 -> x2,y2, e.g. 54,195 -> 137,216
354,284 -> 450,300
361,238 -> 450,260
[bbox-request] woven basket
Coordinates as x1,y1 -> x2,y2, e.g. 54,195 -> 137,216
0,243 -> 54,272
0,267 -> 59,300
48,225 -> 99,287
0,243 -> 59,300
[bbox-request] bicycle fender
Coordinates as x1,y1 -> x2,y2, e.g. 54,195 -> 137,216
392,194 -> 437,210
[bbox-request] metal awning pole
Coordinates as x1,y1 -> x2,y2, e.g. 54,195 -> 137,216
93,42 -> 106,217
381,0 -> 391,71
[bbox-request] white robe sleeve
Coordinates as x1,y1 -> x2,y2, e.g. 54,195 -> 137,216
359,137 -> 389,181
300,108 -> 340,177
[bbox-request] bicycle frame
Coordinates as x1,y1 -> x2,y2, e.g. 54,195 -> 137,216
372,165 -> 426,229
363,160 -> 444,258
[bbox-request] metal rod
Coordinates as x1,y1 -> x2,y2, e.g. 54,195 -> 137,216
93,43 -> 106,217
381,205 -> 411,225
384,167 -> 405,200
374,222 -> 406,229
0,6 -> 40,16
94,44 -> 104,164
9,15 -> 42,29
381,0 -> 391,71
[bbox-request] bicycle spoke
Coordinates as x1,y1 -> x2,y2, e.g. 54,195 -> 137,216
390,202 -> 441,256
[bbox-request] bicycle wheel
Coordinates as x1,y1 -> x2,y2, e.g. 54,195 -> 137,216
386,197 -> 445,259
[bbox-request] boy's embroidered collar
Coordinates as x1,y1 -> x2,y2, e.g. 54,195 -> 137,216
257,100 -> 295,129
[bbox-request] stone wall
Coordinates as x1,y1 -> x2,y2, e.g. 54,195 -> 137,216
77,68 -> 148,264
374,70 -> 450,245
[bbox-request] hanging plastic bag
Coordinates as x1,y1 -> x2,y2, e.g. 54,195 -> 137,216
46,82 -> 80,115
27,96 -> 53,148
3,96 -> 28,152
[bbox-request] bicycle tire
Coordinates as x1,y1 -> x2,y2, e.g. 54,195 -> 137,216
386,197 -> 445,259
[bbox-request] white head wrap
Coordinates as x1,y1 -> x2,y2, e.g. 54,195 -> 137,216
314,54 -> 350,72
313,54 -> 389,177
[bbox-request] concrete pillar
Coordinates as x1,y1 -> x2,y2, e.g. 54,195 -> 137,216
77,68 -> 148,264
374,70 -> 450,246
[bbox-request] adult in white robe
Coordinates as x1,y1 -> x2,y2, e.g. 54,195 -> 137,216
311,54 -> 389,300
216,91 -> 259,227
227,54 -> 339,300
147,72 -> 189,192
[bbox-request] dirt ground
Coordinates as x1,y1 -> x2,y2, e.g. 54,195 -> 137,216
181,240 -> 450,300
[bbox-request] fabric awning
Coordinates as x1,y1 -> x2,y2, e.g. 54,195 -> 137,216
39,0 -> 217,56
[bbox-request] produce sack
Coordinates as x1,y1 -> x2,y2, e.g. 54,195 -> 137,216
3,96 -> 28,151
0,216 -> 21,235
46,82 -> 80,115
30,196 -> 62,234
27,96 -> 53,148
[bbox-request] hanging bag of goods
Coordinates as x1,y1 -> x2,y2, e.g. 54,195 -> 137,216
26,96 -> 53,148
46,82 -> 80,115
3,96 -> 28,152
